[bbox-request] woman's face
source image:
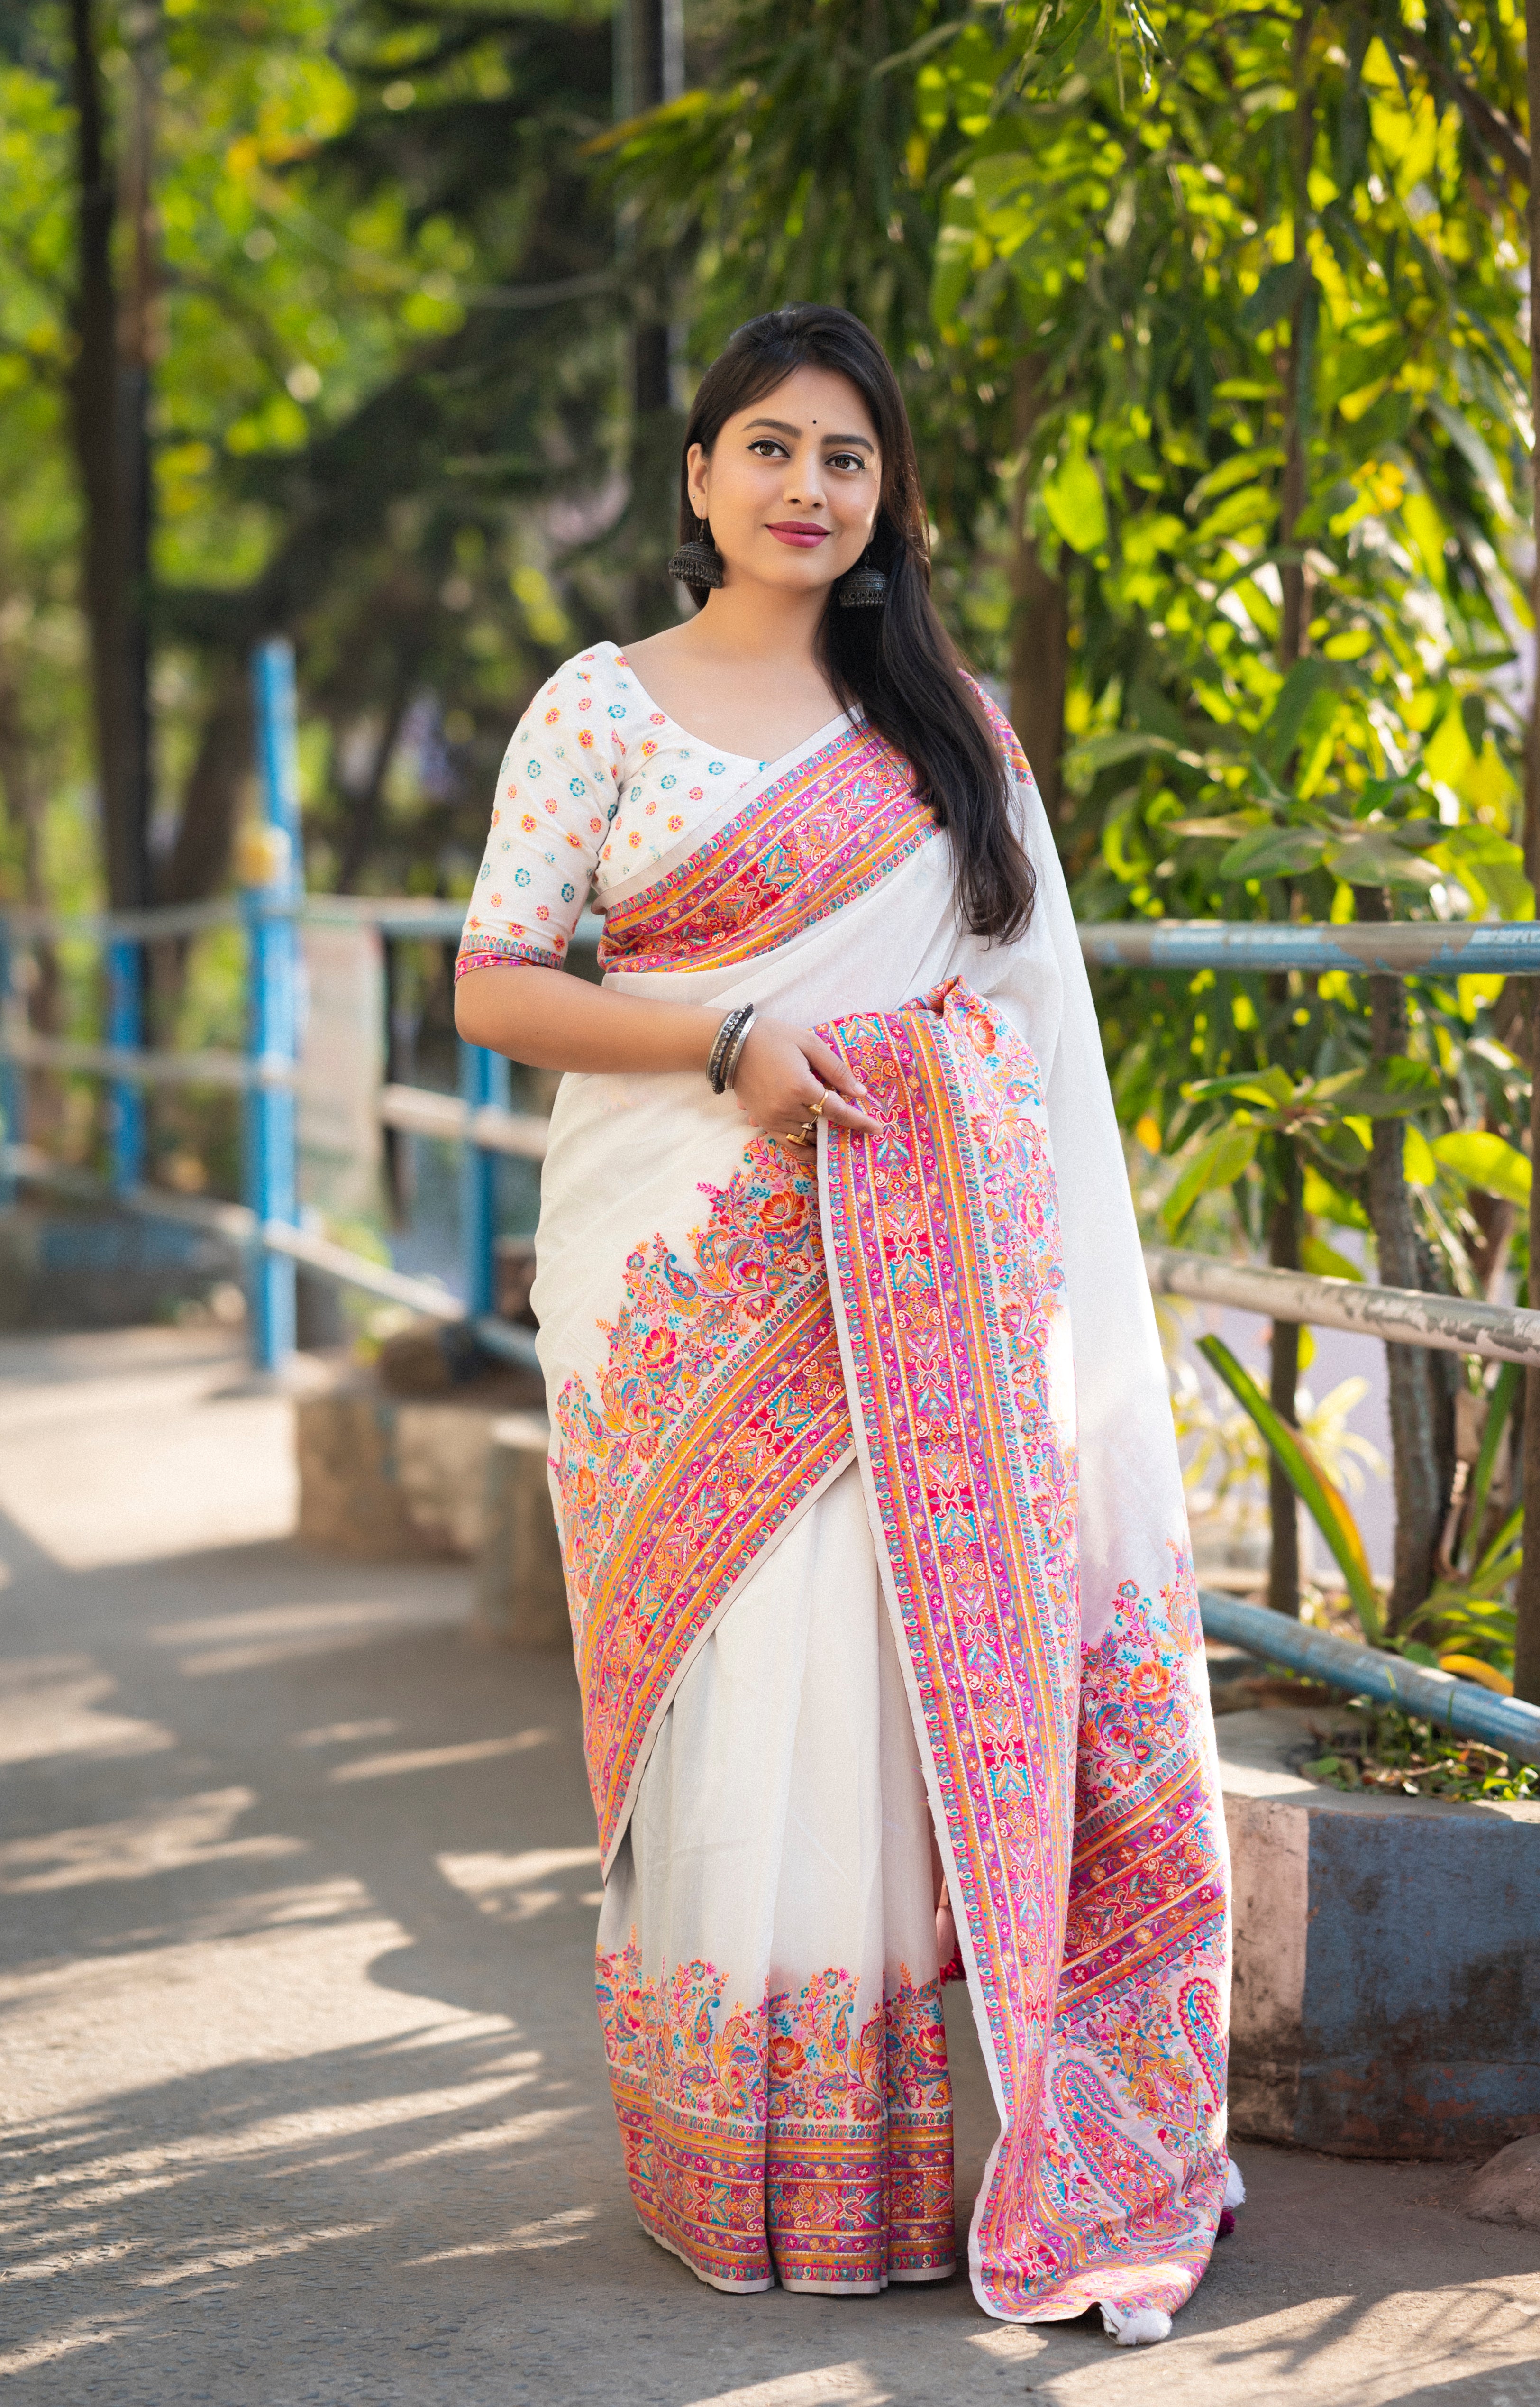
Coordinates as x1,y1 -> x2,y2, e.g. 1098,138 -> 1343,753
686,365 -> 882,599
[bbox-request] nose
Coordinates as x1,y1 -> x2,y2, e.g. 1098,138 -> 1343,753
783,443 -> 826,510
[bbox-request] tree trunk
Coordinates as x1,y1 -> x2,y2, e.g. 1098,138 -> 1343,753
1358,892 -> 1444,1631
620,0 -> 683,634
1267,1152 -> 1302,1616
1514,0 -> 1540,1703
68,0 -> 155,915
337,667 -> 416,893
0,639 -> 63,1145
1263,20 -> 1316,1613
1008,355 -> 1067,824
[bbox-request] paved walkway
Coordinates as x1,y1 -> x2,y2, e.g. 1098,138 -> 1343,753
1,1327 -> 1536,2407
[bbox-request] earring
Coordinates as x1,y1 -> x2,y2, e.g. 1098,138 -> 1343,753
838,552 -> 888,609
667,522 -> 724,589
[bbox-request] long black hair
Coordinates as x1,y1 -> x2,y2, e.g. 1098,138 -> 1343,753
676,304 -> 1035,942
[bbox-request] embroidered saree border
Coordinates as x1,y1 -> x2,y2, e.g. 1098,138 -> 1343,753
552,1142 -> 853,1867
820,984 -> 1228,2322
597,1939 -> 955,2292
600,721 -> 934,975
556,981 -> 1230,2320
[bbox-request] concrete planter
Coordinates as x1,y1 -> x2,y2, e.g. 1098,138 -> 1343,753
1218,1705 -> 1540,2160
294,1365 -> 542,1558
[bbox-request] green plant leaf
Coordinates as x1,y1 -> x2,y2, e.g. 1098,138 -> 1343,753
1259,657 -> 1336,772
1219,824 -> 1332,880
1300,1233 -> 1363,1281
1326,833 -> 1440,888
1198,1334 -> 1382,1641
1462,1364 -> 1520,1574
1160,1122 -> 1258,1234
1432,1130 -> 1531,1206
1042,449 -> 1108,553
1186,1065 -> 1294,1109
1337,1059 -> 1440,1118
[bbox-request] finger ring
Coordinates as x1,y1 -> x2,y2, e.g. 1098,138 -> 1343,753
808,1088 -> 827,1120
786,1119 -> 817,1148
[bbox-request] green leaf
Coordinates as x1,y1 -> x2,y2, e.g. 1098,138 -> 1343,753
1303,1167 -> 1370,1228
1186,1065 -> 1295,1108
1239,257 -> 1306,335
1219,824 -> 1331,880
1198,1334 -> 1382,1642
1463,1366 -> 1520,1575
1403,1124 -> 1438,1187
1432,1130 -> 1532,1206
1326,833 -> 1440,889
1041,449 -> 1107,554
1066,729 -> 1182,780
1160,1122 -> 1259,1234
1435,827 -> 1535,922
1311,1119 -> 1371,1174
1260,658 -> 1335,774
1339,1059 -> 1440,1117
1300,1233 -> 1363,1281
1164,815 -> 1260,841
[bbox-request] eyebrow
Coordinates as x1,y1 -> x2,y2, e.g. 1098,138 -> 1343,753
743,417 -> 876,453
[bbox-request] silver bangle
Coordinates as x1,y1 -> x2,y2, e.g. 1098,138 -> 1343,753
720,1009 -> 756,1090
707,1004 -> 753,1095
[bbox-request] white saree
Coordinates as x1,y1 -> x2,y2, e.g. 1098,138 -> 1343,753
458,641 -> 1232,2331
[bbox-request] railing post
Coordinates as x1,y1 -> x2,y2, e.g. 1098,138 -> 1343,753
245,638 -> 302,1372
458,1039 -> 508,1318
106,938 -> 146,1194
0,919 -> 20,1204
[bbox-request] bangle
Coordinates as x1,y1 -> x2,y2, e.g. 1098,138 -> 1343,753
720,1009 -> 756,1091
707,1004 -> 754,1095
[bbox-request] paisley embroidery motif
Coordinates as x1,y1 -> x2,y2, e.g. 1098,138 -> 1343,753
554,1141 -> 852,1863
596,1936 -> 954,2292
820,986 -> 1230,2322
568,981 -> 1229,2323
1177,1977 -> 1227,2116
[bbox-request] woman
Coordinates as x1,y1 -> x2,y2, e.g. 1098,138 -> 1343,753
455,304 -> 1236,2342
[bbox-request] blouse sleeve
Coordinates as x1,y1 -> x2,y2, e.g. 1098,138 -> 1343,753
455,651 -> 623,978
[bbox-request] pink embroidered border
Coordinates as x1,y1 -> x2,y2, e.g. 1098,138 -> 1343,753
554,1142 -> 853,1865
453,929 -> 562,979
600,722 -> 934,974
820,983 -> 1228,2322
597,1937 -> 954,2292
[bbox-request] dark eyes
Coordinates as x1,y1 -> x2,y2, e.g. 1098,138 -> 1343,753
746,439 -> 868,473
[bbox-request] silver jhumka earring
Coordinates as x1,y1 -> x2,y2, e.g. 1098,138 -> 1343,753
666,522 -> 725,588
838,551 -> 888,608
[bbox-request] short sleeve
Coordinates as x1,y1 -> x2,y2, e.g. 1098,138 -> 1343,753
456,651 -> 622,978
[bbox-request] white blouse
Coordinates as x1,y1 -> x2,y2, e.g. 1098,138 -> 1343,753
456,642 -> 775,976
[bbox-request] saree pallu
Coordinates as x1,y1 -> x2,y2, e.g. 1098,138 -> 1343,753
531,704 -> 1232,2327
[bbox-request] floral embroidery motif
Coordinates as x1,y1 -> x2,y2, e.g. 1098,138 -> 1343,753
600,722 -> 935,974
453,931 -> 562,978
819,985 -> 1229,2324
596,1935 -> 954,2292
556,1141 -> 853,1863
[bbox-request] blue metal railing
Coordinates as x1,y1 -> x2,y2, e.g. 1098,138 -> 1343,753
4,661 -> 1540,1738
1200,1590 -> 1540,1766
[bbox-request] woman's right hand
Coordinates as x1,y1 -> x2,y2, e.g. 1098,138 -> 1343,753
730,1016 -> 881,1144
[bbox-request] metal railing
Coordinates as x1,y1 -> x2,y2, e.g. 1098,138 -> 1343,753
2,644 -> 1539,1736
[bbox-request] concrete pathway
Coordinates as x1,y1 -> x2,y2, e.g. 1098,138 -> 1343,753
1,1328 -> 1536,2407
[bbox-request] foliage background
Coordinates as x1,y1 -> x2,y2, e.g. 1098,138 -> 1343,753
3,0 -> 1539,1659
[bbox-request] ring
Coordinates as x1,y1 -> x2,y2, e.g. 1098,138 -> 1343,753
786,1119 -> 818,1148
808,1089 -> 827,1120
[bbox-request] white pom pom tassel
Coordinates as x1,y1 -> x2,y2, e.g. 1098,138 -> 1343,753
1100,2303 -> 1173,2347
1224,2159 -> 1247,2209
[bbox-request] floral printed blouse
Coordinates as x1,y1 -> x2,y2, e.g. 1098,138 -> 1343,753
456,642 -> 777,979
